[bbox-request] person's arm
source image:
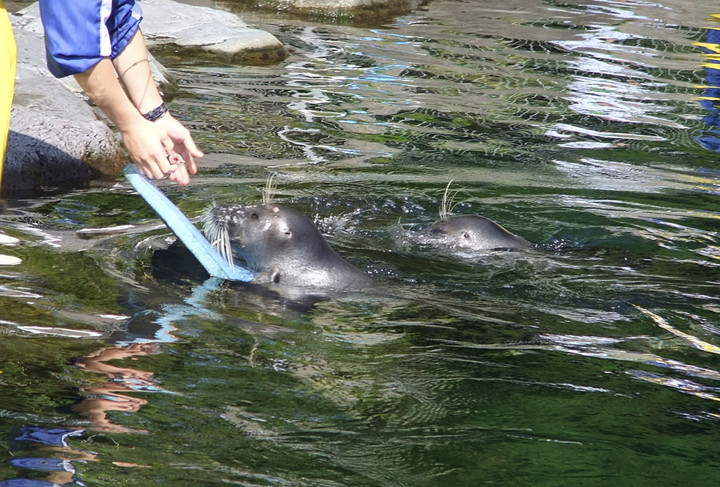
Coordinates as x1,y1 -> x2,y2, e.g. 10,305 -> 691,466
39,0 -> 201,184
109,29 -> 162,114
74,57 -> 184,182
111,30 -> 202,180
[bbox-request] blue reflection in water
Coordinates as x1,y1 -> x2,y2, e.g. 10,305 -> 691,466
4,427 -> 86,486
695,23 -> 720,152
15,428 -> 82,448
10,458 -> 74,473
0,480 -> 62,487
1,276 -> 225,485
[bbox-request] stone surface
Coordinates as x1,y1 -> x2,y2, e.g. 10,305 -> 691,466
4,28 -> 126,194
236,0 -> 426,23
139,0 -> 288,62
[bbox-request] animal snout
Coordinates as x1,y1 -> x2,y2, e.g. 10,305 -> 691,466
205,205 -> 242,226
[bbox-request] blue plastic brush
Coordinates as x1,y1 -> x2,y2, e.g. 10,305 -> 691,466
123,164 -> 253,282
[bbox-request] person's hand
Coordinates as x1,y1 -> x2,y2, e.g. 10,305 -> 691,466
120,118 -> 184,182
70,48 -> 203,185
154,114 -> 204,185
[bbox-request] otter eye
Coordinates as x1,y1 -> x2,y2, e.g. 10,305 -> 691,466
463,233 -> 470,239
250,212 -> 259,220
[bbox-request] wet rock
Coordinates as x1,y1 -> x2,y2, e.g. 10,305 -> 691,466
234,0 -> 427,24
4,28 -> 126,195
139,0 -> 288,63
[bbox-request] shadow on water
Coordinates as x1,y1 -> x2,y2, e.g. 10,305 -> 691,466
2,0 -> 720,485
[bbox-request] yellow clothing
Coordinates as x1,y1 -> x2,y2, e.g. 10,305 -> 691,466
0,0 -> 16,190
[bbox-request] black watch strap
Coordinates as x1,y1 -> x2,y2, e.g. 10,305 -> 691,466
142,102 -> 169,122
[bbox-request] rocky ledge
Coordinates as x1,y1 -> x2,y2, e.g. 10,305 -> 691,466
227,0 -> 426,24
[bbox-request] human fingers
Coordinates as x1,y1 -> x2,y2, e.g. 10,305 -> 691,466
138,154 -> 174,181
166,154 -> 190,185
180,137 -> 202,175
156,116 -> 203,173
158,132 -> 177,172
166,131 -> 201,175
183,134 -> 204,159
142,138 -> 184,183
135,158 -> 166,180
169,164 -> 190,186
129,143 -> 166,180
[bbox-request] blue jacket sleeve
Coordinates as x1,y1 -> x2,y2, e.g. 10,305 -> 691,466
38,0 -> 142,78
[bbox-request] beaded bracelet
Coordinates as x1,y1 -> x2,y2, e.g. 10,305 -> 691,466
142,102 -> 169,122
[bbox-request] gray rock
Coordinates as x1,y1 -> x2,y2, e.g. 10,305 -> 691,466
139,0 -> 288,62
4,28 -> 125,194
238,0 -> 427,23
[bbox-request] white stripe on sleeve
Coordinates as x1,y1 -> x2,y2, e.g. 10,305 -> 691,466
99,0 -> 113,57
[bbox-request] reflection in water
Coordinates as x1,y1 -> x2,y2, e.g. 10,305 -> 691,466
72,277 -> 226,431
539,327 -> 720,402
6,426 -> 92,486
1,276 -> 221,483
690,18 -> 720,196
74,343 -> 158,434
279,25 -> 409,164
2,344 -> 158,484
71,278 -> 224,432
694,15 -> 720,152
550,21 -> 684,148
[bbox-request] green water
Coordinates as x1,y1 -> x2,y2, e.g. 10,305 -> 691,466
2,0 -> 720,485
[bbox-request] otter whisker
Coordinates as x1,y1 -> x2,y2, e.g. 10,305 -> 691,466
439,180 -> 460,219
262,172 -> 278,206
217,234 -> 235,269
202,210 -> 235,269
220,230 -> 234,269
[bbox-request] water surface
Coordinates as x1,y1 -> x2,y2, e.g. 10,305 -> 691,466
2,0 -> 720,485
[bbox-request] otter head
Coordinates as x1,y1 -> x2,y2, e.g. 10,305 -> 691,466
204,204 -> 336,281
423,215 -> 530,251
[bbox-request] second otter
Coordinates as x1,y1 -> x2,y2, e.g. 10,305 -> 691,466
419,215 -> 531,251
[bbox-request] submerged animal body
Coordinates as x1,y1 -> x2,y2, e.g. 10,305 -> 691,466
203,204 -> 372,291
413,215 -> 531,252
